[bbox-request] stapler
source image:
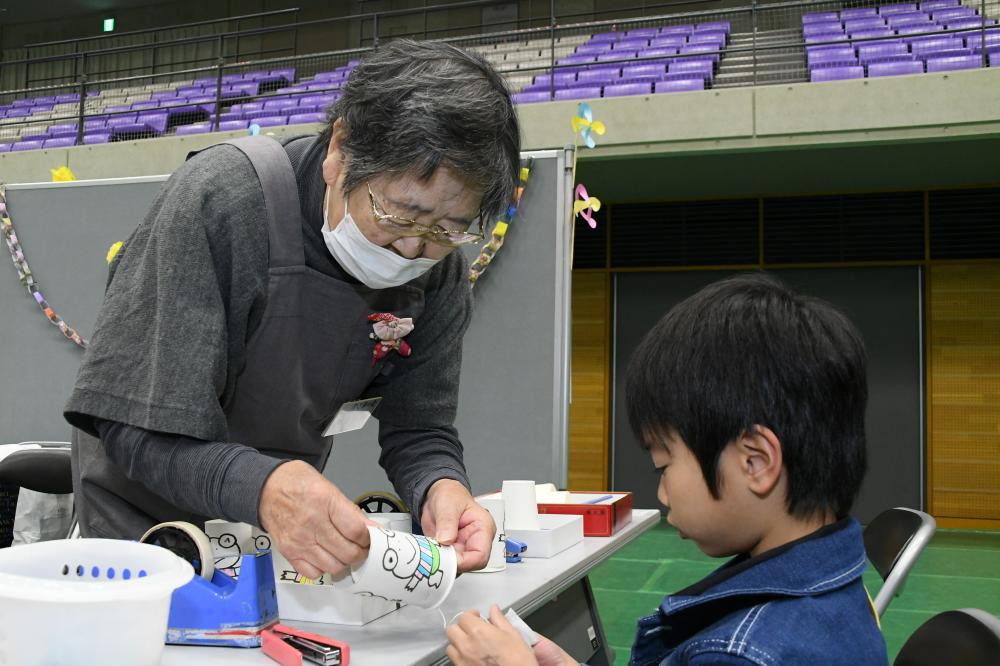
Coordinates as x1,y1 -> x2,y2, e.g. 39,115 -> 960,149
262,623 -> 350,666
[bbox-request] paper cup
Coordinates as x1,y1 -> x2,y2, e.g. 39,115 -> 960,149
502,480 -> 540,531
470,497 -> 506,573
366,512 -> 412,533
350,526 -> 457,609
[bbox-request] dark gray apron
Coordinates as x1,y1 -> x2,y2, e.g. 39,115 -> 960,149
71,136 -> 425,539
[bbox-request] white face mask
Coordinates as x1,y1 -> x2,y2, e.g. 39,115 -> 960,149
321,186 -> 440,289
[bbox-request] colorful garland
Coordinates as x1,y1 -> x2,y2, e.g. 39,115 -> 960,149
0,186 -> 88,349
468,158 -> 533,286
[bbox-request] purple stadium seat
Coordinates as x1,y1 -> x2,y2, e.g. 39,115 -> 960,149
590,31 -> 620,43
992,52 -> 999,66
642,47 -> 681,62
20,133 -> 50,142
614,39 -> 650,50
659,25 -> 694,35
859,43 -> 912,62
841,8 -> 879,19
622,63 -> 667,80
668,59 -> 715,79
299,93 -> 333,108
314,93 -> 339,107
11,140 -> 44,151
0,144 -> 11,153
851,29 -> 896,41
105,114 -> 139,127
603,82 -> 652,97
241,102 -> 265,113
254,115 -> 288,127
175,122 -> 214,135
867,60 -> 925,76
806,33 -> 850,44
553,86 -> 603,100
43,137 -> 75,148
245,109 -> 282,120
47,123 -> 77,135
967,32 -> 1000,49
105,104 -> 132,114
680,44 -> 722,63
926,54 -> 983,71
650,35 -> 687,48
511,91 -> 550,104
528,71 -> 579,89
912,37 -> 965,55
809,46 -> 860,66
177,86 -> 204,97
559,55 -> 597,65
597,51 -> 637,63
627,28 -> 659,38
810,65 -> 865,81
697,21 -> 731,32
845,18 -> 887,32
654,78 -> 705,93
192,77 -> 216,86
803,11 -> 840,23
577,44 -> 611,55
136,112 -> 169,134
920,0 -> 959,9
83,118 -> 106,130
153,91 -> 180,101
288,112 -> 326,124
947,18 -> 995,31
131,100 -> 159,111
219,119 -> 250,131
11,99 -> 33,106
804,22 -> 844,36
578,67 -> 621,85
218,112 -> 243,122
263,99 -> 298,111
880,3 -> 918,15
689,31 -> 727,45
896,24 -> 940,37
221,74 -> 243,84
55,93 -> 79,103
231,82 -> 261,96
930,7 -> 975,21
5,108 -> 30,118
270,68 -> 297,82
887,12 -> 929,23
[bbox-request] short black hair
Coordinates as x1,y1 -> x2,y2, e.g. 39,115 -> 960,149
322,39 -> 521,222
624,272 -> 868,519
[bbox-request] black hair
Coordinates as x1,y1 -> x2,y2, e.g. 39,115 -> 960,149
321,38 -> 521,222
624,272 -> 868,519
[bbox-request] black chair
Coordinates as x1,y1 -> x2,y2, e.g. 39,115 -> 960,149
0,443 -> 75,546
863,507 -> 936,617
895,608 -> 1000,666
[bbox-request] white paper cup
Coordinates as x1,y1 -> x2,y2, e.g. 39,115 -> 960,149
470,497 -> 506,573
502,480 -> 540,531
350,526 -> 457,609
366,512 -> 412,533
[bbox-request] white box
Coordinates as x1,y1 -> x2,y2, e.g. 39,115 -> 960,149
505,513 -> 583,558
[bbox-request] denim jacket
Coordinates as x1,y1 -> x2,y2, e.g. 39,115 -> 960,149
628,518 -> 889,666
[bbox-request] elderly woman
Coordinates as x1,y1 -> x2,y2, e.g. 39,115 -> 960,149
65,39 -> 521,578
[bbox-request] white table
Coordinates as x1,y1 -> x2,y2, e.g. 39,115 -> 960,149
162,509 -> 660,666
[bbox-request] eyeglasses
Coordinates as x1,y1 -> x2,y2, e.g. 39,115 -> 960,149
364,182 -> 485,247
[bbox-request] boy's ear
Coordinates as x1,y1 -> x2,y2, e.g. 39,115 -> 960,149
736,425 -> 783,498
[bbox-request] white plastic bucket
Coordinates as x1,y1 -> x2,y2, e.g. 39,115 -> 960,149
0,538 -> 193,666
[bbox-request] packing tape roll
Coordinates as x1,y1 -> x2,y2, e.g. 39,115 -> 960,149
140,520 -> 215,580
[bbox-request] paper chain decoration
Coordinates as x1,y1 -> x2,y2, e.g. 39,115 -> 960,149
468,158 -> 533,286
572,102 -> 606,149
574,184 -> 601,229
0,186 -> 88,349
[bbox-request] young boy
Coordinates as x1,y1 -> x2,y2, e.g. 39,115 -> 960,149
447,273 -> 889,665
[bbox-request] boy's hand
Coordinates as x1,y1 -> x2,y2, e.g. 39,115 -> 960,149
446,605 -> 539,666
532,635 -> 580,666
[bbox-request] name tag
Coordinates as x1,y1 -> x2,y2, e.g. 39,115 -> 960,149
322,397 -> 382,436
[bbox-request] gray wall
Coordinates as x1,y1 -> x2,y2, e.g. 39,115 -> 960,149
611,267 -> 924,523
0,148 -> 573,508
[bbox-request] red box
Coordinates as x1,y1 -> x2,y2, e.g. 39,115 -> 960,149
537,492 -> 633,537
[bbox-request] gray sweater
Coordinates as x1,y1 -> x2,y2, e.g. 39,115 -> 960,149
65,134 -> 472,527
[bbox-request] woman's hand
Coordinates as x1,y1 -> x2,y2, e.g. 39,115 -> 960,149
421,478 -> 495,573
258,460 -> 372,580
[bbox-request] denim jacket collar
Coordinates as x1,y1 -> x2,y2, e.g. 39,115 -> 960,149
661,517 -> 866,617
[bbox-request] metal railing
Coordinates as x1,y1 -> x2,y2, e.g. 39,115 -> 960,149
0,0 -> 996,152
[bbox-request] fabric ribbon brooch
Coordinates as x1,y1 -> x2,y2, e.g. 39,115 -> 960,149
368,312 -> 414,365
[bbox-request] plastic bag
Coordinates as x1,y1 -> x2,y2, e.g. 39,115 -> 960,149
11,488 -> 73,545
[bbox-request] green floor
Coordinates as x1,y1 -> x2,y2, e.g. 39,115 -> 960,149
591,519 -> 1000,664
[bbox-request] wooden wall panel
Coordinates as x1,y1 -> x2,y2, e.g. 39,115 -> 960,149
568,272 -> 610,490
929,263 -> 1000,522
